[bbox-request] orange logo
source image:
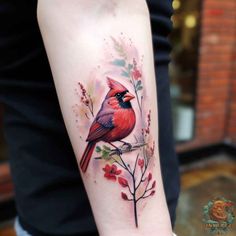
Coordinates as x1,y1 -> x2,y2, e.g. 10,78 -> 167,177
203,197 -> 235,235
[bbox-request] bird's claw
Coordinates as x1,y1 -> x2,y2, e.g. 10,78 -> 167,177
122,142 -> 132,150
115,148 -> 123,156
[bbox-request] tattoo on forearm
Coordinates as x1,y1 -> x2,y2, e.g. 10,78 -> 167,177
73,34 -> 156,227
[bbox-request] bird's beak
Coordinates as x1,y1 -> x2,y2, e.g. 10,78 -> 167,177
123,92 -> 135,102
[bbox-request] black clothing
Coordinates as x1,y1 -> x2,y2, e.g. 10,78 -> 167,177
0,0 -> 180,235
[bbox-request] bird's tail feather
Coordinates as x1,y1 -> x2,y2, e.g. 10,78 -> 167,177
80,142 -> 96,173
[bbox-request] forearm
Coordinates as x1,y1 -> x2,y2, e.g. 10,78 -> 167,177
37,1 -> 172,235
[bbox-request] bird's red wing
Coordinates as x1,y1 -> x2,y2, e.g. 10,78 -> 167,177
86,110 -> 114,142
86,122 -> 111,142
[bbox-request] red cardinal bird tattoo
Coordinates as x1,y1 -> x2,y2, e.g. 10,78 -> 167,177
80,77 -> 136,173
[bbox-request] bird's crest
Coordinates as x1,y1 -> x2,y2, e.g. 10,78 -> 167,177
107,77 -> 127,91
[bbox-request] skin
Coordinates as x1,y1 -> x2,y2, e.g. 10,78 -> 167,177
37,1 -> 173,236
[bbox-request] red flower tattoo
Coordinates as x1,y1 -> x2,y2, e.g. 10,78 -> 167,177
147,173 -> 152,181
132,69 -> 142,80
121,192 -> 128,200
150,190 -> 155,196
103,164 -> 122,181
151,180 -> 156,189
118,177 -> 129,187
132,58 -> 142,80
77,82 -> 94,118
138,159 -> 144,169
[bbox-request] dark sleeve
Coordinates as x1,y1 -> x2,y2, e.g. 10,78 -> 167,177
147,0 -> 173,65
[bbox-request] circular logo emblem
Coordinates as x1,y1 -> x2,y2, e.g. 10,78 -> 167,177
203,197 -> 235,235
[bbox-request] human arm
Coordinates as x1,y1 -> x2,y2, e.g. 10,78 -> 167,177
37,1 -> 173,235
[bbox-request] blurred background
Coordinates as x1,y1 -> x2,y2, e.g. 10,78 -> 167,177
170,0 -> 236,235
0,0 -> 236,235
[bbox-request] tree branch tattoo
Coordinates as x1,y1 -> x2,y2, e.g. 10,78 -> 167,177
74,35 -> 156,228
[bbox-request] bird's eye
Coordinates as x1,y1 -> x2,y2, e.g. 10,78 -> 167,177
116,93 -> 121,98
